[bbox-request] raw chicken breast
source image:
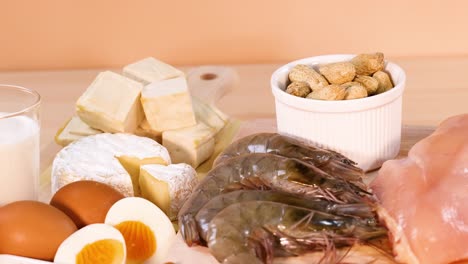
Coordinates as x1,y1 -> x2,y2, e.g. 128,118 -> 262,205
371,114 -> 468,264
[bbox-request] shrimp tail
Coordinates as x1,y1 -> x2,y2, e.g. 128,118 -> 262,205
179,214 -> 202,246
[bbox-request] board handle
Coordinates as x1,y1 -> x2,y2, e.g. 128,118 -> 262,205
187,66 -> 239,105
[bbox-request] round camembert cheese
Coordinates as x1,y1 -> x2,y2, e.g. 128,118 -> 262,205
51,133 -> 171,197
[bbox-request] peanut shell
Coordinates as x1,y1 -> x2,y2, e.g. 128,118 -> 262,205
289,64 -> 328,90
373,71 -> 394,94
354,75 -> 379,95
319,62 -> 356,85
351,52 -> 385,75
343,83 -> 368,100
286,82 -> 311,97
306,84 -> 346,101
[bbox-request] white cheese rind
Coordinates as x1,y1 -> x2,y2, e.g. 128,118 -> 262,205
51,133 -> 171,197
162,123 -> 215,168
123,57 -> 184,85
140,163 -> 198,220
141,77 -> 196,131
76,71 -> 144,133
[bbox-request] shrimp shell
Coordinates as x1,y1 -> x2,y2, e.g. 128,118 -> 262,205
214,133 -> 364,184
178,153 -> 371,246
207,201 -> 387,264
195,190 -> 378,243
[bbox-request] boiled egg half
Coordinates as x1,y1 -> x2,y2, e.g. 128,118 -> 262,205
54,223 -> 126,264
105,197 -> 176,264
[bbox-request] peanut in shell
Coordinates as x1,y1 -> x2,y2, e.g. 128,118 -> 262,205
286,82 -> 311,98
319,62 -> 356,85
373,71 -> 394,94
342,82 -> 368,100
289,64 -> 328,90
351,52 -> 385,75
306,84 -> 346,100
354,75 -> 379,95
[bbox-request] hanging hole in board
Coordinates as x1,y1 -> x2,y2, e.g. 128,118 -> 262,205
200,73 -> 218,80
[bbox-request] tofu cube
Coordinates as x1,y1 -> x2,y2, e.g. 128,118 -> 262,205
76,71 -> 144,133
141,77 -> 196,131
123,57 -> 184,85
162,123 -> 215,168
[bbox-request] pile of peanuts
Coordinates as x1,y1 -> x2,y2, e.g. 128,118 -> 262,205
286,52 -> 394,100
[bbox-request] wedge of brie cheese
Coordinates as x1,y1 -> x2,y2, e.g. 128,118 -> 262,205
162,123 -> 215,168
76,71 -> 144,133
51,133 -> 171,197
141,77 -> 197,131
123,57 -> 184,85
139,163 -> 198,220
55,116 -> 102,146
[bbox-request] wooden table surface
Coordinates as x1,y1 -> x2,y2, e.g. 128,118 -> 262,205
0,56 -> 467,171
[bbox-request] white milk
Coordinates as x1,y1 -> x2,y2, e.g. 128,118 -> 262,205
0,114 -> 39,205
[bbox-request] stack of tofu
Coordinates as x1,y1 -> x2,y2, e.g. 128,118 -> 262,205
55,57 -> 228,168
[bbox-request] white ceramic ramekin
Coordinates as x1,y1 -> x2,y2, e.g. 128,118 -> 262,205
271,54 -> 406,171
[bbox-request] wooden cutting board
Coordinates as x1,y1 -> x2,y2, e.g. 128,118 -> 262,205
38,66 -> 240,202
38,66 -> 435,263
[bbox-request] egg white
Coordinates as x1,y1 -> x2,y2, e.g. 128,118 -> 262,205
0,255 -> 53,264
54,223 -> 126,264
105,197 -> 176,264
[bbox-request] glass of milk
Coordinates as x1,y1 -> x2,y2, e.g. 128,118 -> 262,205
0,85 -> 41,205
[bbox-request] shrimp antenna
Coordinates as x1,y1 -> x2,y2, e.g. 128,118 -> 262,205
289,210 -> 316,230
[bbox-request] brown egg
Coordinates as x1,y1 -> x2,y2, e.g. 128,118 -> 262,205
0,200 -> 77,261
50,180 -> 125,228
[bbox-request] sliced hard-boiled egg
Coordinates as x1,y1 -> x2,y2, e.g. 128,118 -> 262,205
0,254 -> 53,264
54,223 -> 126,264
105,197 -> 176,264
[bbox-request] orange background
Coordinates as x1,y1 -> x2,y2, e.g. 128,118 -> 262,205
2,0 -> 468,71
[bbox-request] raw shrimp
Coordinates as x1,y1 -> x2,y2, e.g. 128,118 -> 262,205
214,133 -> 364,184
207,201 -> 387,264
178,153 -> 372,246
195,190 -> 379,243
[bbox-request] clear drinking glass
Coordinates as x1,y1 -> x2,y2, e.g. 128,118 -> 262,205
0,85 -> 41,205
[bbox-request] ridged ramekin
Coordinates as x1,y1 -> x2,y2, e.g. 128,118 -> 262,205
271,54 -> 406,171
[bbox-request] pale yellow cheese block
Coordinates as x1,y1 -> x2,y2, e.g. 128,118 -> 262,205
55,116 -> 102,146
162,123 -> 215,168
123,57 -> 184,85
134,118 -> 163,143
141,77 -> 197,132
192,96 -> 227,135
76,71 -> 144,133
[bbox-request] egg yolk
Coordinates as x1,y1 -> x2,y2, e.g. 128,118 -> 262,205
114,221 -> 156,264
76,239 -> 125,264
